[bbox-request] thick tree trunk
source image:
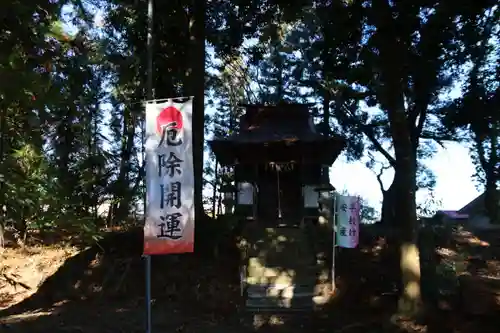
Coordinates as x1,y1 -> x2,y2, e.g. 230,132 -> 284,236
381,181 -> 396,227
322,89 -> 331,179
0,108 -> 5,248
485,179 -> 498,224
388,107 -> 422,317
371,0 -> 422,314
113,109 -> 136,224
483,132 -> 499,224
187,0 -> 206,224
398,173 -> 421,317
380,169 -> 403,295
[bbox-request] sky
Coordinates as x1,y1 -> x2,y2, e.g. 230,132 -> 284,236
330,142 -> 480,212
63,6 -> 482,214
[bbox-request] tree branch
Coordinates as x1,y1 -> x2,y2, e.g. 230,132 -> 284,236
340,103 -> 397,167
368,152 -> 392,193
410,102 -> 429,149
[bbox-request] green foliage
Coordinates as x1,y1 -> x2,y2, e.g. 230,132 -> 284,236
0,1 -> 497,255
417,191 -> 443,219
0,1 -> 112,243
440,6 -> 499,221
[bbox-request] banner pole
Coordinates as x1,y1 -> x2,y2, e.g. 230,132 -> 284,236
331,193 -> 337,292
145,255 -> 152,333
145,0 -> 154,332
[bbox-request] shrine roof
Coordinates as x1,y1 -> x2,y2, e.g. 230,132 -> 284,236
213,103 -> 342,142
208,103 -> 346,165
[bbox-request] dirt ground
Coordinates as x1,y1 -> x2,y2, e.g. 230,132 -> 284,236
0,226 -> 499,333
1,245 -> 78,309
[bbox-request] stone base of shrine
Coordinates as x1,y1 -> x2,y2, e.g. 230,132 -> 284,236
243,272 -> 334,311
237,223 -> 334,311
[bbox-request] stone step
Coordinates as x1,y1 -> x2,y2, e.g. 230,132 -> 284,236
245,294 -> 329,311
246,262 -> 318,272
243,264 -> 329,286
246,284 -> 318,299
247,260 -> 317,268
245,275 -> 317,286
246,260 -> 319,276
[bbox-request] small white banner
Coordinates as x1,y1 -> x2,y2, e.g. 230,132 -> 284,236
336,195 -> 360,248
237,182 -> 254,205
144,97 -> 194,255
303,185 -> 318,208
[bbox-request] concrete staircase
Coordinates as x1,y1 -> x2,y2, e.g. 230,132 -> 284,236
238,224 -> 331,311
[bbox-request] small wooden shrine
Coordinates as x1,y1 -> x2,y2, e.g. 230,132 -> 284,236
209,103 -> 345,224
208,103 -> 346,311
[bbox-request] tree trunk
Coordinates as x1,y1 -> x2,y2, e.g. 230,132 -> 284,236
187,0 -> 206,224
113,108 -> 136,224
380,169 -> 403,295
322,89 -> 331,179
0,107 -> 5,248
0,220 -> 5,248
371,0 -> 422,315
381,181 -> 396,226
388,107 -> 422,317
484,131 -> 499,224
15,212 -> 27,247
484,179 -> 498,224
217,192 -> 222,216
212,160 -> 219,217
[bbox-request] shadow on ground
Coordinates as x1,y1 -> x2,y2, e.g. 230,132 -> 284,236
1,224 -> 499,333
